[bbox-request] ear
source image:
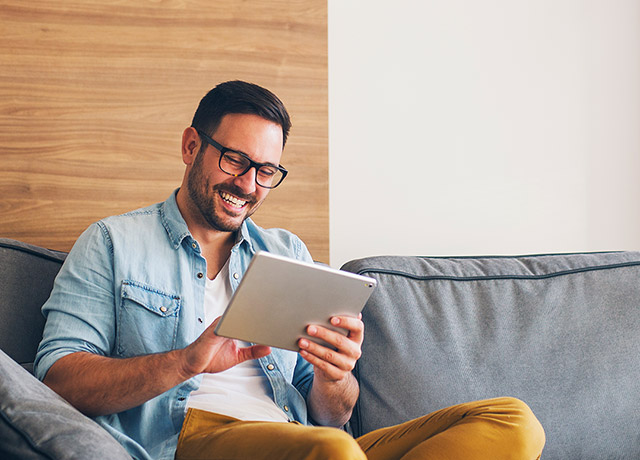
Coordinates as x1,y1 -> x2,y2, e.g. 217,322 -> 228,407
182,127 -> 202,166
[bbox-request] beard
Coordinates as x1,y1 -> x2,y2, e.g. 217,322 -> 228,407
186,150 -> 260,232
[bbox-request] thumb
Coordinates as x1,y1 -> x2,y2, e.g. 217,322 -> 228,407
238,344 -> 272,362
210,315 -> 223,332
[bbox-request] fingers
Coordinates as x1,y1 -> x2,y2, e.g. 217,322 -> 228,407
298,316 -> 364,381
330,315 -> 364,345
299,340 -> 355,380
185,316 -> 272,375
298,348 -> 347,381
309,315 -> 364,351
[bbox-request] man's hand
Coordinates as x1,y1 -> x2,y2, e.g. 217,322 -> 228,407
298,315 -> 363,382
298,314 -> 364,426
43,316 -> 271,417
180,317 -> 272,379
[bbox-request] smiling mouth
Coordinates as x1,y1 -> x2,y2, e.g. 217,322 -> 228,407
219,191 -> 248,209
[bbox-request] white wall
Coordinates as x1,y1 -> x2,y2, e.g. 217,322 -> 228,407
329,0 -> 640,267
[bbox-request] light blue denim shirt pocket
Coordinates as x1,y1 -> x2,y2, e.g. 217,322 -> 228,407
117,280 -> 182,357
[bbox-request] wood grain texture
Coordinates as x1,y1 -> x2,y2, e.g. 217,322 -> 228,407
0,0 -> 328,262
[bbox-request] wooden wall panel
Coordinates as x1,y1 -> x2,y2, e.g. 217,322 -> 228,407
0,0 -> 328,262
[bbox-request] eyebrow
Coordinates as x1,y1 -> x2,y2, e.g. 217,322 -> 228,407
231,148 -> 281,169
197,129 -> 281,169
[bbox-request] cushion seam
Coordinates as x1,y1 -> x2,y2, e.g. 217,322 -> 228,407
0,408 -> 55,460
354,261 -> 640,281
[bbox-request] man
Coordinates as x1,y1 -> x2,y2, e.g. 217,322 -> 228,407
35,80 -> 545,460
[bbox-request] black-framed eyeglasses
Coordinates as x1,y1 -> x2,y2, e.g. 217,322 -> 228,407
194,128 -> 288,189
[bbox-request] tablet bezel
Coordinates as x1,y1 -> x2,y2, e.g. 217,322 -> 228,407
214,251 -> 377,351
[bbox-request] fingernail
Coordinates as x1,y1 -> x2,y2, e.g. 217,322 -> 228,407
307,326 -> 317,335
331,317 -> 340,326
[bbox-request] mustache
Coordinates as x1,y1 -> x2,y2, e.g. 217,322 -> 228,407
213,184 -> 257,204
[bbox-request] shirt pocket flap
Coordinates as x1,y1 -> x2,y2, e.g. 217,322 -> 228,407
121,281 -> 181,317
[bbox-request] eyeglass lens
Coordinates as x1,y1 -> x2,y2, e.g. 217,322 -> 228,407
220,151 -> 284,188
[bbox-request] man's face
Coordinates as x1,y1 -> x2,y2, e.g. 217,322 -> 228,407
186,113 -> 284,233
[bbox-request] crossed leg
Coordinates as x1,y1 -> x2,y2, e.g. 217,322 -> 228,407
357,397 -> 545,460
175,397 -> 545,460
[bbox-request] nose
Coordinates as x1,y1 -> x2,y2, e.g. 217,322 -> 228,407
232,166 -> 258,194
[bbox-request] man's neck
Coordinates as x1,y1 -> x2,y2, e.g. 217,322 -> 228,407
175,187 -> 238,279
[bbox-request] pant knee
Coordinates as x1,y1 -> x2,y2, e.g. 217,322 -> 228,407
305,428 -> 366,460
496,397 -> 546,458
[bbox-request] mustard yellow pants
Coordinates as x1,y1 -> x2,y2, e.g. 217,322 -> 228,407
175,397 -> 545,460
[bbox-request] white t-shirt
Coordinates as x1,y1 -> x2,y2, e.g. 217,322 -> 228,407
185,261 -> 289,422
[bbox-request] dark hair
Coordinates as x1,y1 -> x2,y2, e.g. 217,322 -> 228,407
191,80 -> 292,147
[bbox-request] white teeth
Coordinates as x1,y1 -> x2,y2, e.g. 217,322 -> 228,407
220,192 -> 247,208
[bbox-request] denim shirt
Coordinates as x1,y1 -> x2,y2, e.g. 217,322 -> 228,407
34,190 -> 316,460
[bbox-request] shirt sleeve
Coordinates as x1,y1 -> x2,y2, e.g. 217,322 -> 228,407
34,222 -> 117,381
294,235 -> 314,264
290,236 -> 319,404
292,352 -> 315,398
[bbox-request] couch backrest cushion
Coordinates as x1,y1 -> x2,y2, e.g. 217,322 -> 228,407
342,252 -> 640,460
0,239 -> 67,372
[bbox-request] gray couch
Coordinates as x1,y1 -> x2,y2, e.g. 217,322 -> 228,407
0,239 -> 130,459
1,237 -> 639,459
342,252 -> 640,459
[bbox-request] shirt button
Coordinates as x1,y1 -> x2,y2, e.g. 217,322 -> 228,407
191,243 -> 197,249
197,272 -> 204,279
267,364 -> 275,371
283,405 -> 289,412
198,317 -> 203,323
233,273 -> 239,280
160,306 -> 167,313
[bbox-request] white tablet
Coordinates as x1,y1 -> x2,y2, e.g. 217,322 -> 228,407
214,251 -> 377,351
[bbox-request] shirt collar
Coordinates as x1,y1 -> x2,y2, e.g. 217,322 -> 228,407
160,189 -> 192,250
235,218 -> 255,254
